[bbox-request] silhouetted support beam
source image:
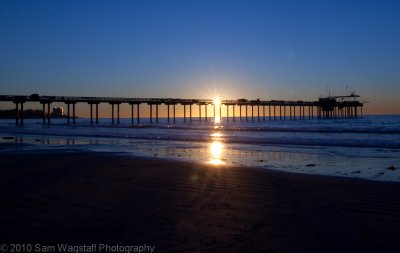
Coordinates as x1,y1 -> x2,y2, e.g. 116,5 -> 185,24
47,103 -> 51,125
90,104 -> 93,124
131,104 -> 134,124
205,105 -> 207,122
15,102 -> 19,126
320,107 -> 323,119
312,106 -> 315,119
279,105 -> 282,120
354,106 -> 358,118
167,105 -> 170,123
184,105 -> 186,123
318,107 -> 320,120
308,106 -> 311,120
294,106 -> 297,120
66,103 -> 70,124
189,104 -> 192,122
156,104 -> 159,123
96,104 -> 99,124
42,103 -> 46,124
149,104 -> 153,124
21,103 -> 24,125
14,101 -> 25,126
251,105 -> 254,121
312,106 -> 314,119
263,106 -> 265,121
72,103 -> 76,124
239,105 -> 242,121
173,104 -> 176,123
257,105 -> 260,121
226,105 -> 229,122
269,105 -> 271,120
273,106 -> 276,120
289,105 -> 292,120
117,104 -> 120,124
137,104 -> 140,124
283,105 -> 286,120
198,104 -> 201,122
111,104 -> 115,124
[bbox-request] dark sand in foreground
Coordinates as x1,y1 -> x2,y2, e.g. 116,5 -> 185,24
1,153 -> 400,252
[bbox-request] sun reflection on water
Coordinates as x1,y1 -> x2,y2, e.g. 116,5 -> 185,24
214,98 -> 221,124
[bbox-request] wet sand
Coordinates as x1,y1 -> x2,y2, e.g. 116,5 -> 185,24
1,152 -> 400,252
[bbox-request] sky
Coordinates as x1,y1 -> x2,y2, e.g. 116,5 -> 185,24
0,0 -> 399,115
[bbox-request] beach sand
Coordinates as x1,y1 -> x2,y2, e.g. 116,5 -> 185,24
1,152 -> 400,252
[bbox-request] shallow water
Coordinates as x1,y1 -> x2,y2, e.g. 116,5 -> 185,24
1,115 -> 400,182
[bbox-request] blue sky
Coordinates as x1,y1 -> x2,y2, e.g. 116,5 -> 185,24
1,0 -> 399,113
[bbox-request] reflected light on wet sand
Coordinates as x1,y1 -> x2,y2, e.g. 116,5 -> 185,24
209,131 -> 225,165
209,141 -> 225,165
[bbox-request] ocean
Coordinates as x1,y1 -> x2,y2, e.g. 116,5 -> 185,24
1,115 -> 400,182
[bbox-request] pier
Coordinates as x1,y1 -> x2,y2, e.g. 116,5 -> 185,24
0,94 -> 363,126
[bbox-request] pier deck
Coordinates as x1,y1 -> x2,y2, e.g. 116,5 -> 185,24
0,94 -> 363,126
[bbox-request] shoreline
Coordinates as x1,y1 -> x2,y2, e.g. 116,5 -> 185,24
1,132 -> 400,183
1,151 -> 400,252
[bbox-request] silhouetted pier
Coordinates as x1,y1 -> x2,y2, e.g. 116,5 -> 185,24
0,94 -> 363,126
